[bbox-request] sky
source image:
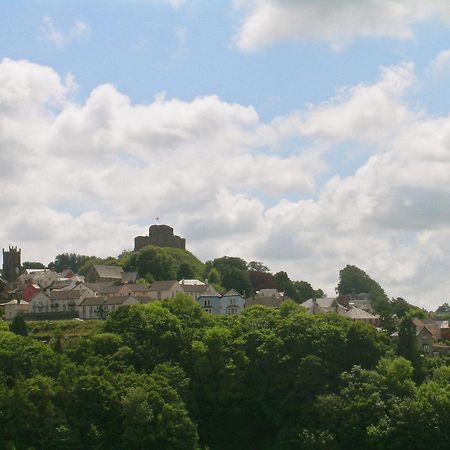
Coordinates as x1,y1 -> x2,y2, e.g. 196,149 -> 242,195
2,0 -> 450,309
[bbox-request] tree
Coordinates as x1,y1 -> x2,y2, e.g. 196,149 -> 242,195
248,270 -> 277,291
222,268 -> 253,297
53,253 -> 92,273
397,317 -> 423,380
274,271 -> 299,302
336,265 -> 390,314
294,281 -> 324,303
391,297 -> 413,318
210,256 -> 248,275
22,261 -> 46,270
205,267 -> 221,285
177,262 -> 195,280
247,261 -> 270,273
435,302 -> 450,314
9,315 -> 28,336
135,246 -> 177,281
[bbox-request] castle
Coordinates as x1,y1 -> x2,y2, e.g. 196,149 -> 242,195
134,224 -> 186,251
2,246 -> 21,282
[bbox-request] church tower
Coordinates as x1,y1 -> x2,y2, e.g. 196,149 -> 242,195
2,246 -> 21,283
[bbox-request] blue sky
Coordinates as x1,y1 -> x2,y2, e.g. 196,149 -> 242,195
2,0 -> 450,308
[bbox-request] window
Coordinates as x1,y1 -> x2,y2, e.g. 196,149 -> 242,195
204,307 -> 212,314
227,306 -> 239,315
229,298 -> 236,305
204,299 -> 211,306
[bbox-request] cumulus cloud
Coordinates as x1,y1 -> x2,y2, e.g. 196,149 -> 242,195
428,49 -> 450,76
2,57 -> 450,308
234,0 -> 450,50
40,16 -> 90,48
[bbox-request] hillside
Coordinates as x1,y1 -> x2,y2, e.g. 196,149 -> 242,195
118,245 -> 206,282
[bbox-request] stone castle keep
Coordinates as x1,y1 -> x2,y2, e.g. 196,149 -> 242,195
134,224 -> 186,251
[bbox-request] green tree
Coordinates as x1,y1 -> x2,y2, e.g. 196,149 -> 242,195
135,246 -> 177,281
53,253 -> 92,273
247,261 -> 270,273
9,315 -> 28,336
222,268 -> 253,297
205,267 -> 221,285
397,317 -> 423,380
177,262 -> 196,280
22,261 -> 46,270
336,265 -> 391,314
274,271 -> 299,302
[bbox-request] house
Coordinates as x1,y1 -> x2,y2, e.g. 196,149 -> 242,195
48,289 -> 90,311
22,281 -> 40,302
196,289 -> 245,315
19,269 -> 58,288
439,321 -> 450,340
338,293 -> 374,313
85,265 -> 124,283
126,283 -> 150,297
148,280 -> 183,300
412,318 -> 441,340
197,295 -> 222,314
246,289 -> 285,309
121,272 -> 138,283
345,306 -> 380,326
78,295 -> 140,320
60,268 -> 76,279
180,279 -> 205,286
28,292 -> 52,314
27,290 -> 86,316
181,283 -> 219,299
302,297 -> 347,315
221,289 -> 245,315
416,325 -> 434,355
2,299 -> 30,320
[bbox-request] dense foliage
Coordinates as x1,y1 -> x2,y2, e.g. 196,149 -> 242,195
1,294 -> 449,449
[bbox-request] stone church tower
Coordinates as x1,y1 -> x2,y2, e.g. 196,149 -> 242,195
2,246 -> 21,282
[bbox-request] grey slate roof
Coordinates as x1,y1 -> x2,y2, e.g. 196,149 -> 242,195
49,280 -> 73,290
49,290 -> 83,301
121,272 -> 138,283
92,265 -> 123,279
302,297 -> 347,315
246,295 -> 283,309
149,280 -> 180,291
181,284 -> 209,293
345,307 -> 378,320
126,283 -> 150,292
84,282 -> 116,292
79,295 -> 138,306
224,289 -> 242,297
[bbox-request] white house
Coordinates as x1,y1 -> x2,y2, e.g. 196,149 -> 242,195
78,295 -> 140,320
3,299 -> 30,320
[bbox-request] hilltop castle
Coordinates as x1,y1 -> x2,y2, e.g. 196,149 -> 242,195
134,224 -> 186,251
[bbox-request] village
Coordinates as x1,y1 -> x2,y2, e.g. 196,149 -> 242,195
1,224 -> 449,357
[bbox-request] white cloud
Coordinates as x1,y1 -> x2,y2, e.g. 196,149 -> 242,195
3,58 -> 450,309
428,49 -> 450,76
40,16 -> 90,48
234,0 -> 450,50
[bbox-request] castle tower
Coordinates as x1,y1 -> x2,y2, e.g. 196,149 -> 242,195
2,246 -> 21,283
134,224 -> 186,251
